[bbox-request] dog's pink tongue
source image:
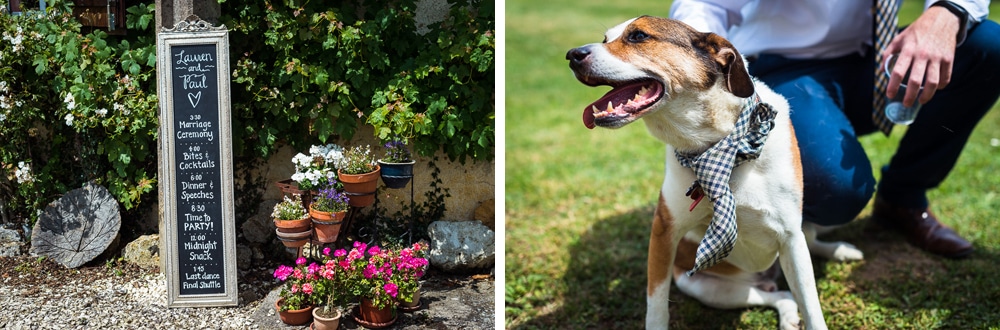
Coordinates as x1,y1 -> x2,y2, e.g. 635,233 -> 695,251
583,108 -> 595,129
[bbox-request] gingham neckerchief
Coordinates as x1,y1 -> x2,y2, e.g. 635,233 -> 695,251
674,94 -> 777,275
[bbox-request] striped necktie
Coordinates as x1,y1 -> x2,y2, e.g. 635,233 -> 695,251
872,0 -> 900,135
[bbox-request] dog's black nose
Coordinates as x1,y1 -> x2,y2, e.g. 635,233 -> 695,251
566,46 -> 591,64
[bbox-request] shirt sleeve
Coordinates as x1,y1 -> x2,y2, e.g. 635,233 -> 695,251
669,0 -> 754,37
925,0 -> 989,22
670,0 -> 749,37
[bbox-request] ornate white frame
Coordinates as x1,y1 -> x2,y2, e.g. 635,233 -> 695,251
157,16 -> 237,307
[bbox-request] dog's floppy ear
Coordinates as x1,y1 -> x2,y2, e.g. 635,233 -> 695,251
702,33 -> 754,98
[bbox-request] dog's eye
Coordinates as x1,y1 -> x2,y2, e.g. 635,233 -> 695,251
627,31 -> 650,43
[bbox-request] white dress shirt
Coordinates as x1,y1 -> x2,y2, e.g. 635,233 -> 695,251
670,0 -> 989,59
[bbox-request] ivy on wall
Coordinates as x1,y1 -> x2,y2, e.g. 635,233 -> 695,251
0,0 -> 494,228
223,0 -> 495,163
0,1 -> 159,226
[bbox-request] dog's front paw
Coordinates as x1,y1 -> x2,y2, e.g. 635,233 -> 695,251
773,296 -> 802,330
830,242 -> 864,262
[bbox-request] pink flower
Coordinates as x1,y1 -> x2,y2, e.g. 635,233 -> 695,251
353,241 -> 367,252
364,264 -> 377,279
334,249 -> 347,257
302,283 -> 313,295
307,262 -> 320,275
273,265 -> 293,281
367,245 -> 381,256
291,284 -> 300,293
322,267 -> 336,280
323,247 -> 331,256
348,249 -> 363,262
293,268 -> 303,279
384,282 -> 398,298
296,257 -> 307,266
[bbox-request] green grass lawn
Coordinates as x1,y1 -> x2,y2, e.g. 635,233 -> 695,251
505,1 -> 1000,328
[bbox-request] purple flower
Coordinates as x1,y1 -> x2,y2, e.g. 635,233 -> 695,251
307,262 -> 320,275
367,245 -> 381,256
323,247 -> 331,256
295,257 -> 307,266
334,249 -> 347,257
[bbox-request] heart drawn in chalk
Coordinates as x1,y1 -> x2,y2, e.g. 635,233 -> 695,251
187,91 -> 202,108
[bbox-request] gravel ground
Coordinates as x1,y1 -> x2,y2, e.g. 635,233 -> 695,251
0,256 -> 495,329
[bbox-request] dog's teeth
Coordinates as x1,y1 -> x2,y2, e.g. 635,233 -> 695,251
606,101 -> 614,112
632,93 -> 643,102
639,86 -> 648,95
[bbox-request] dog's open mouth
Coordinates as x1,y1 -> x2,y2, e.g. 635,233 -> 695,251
583,80 -> 664,129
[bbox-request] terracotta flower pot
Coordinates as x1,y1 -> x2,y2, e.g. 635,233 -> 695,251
274,215 -> 311,233
274,227 -> 311,248
338,165 -> 380,207
311,306 -> 342,330
399,289 -> 421,312
309,207 -> 345,243
355,297 -> 396,327
276,298 -> 314,325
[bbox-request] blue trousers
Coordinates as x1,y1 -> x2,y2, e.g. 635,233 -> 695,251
747,20 -> 1000,226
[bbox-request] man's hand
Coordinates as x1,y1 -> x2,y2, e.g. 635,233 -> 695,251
882,6 -> 961,107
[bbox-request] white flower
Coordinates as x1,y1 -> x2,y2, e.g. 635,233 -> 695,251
96,108 -> 108,117
0,112 -> 6,123
292,153 -> 311,169
114,102 -> 125,112
64,93 -> 76,110
291,172 -> 306,183
309,144 -> 327,157
0,81 -> 7,93
14,161 -> 33,184
64,113 -> 74,126
304,170 -> 320,184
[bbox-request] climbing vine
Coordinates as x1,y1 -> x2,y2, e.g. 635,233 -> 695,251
0,1 -> 158,226
0,0 -> 493,229
223,0 -> 495,163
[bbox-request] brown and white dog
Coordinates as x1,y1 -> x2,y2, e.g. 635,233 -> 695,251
566,16 -> 862,330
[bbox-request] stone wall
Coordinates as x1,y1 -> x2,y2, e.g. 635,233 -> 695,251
258,124 -> 495,222
153,0 -> 495,223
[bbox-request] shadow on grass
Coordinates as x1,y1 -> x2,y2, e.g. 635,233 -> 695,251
514,206 -> 1000,329
831,216 -> 1000,329
512,206 -> 751,329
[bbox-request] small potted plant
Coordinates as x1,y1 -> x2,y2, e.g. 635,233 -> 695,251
377,138 -> 416,189
273,257 -> 317,325
311,247 -> 350,330
395,241 -> 429,312
272,195 -> 311,248
336,145 -> 380,207
342,241 -> 398,327
278,144 -> 344,209
309,178 -> 350,243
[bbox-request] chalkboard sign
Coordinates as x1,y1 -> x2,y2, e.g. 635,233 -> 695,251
157,17 -> 237,307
